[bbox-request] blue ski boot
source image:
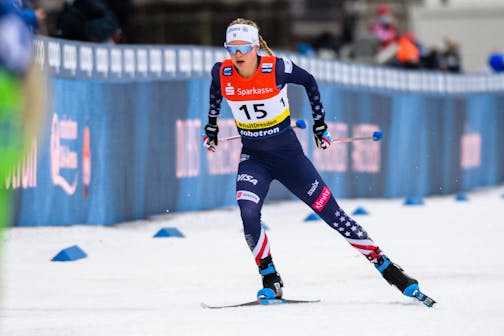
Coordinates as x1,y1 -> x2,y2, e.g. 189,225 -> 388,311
257,256 -> 284,300
375,255 -> 419,297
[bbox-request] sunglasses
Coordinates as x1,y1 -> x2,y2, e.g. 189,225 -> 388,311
224,43 -> 255,55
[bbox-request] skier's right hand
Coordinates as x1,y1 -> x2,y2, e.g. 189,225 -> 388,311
203,123 -> 219,152
313,120 -> 332,150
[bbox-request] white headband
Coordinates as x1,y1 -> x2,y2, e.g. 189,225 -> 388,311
226,24 -> 259,45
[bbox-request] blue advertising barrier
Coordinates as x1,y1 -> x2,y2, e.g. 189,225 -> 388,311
7,37 -> 504,226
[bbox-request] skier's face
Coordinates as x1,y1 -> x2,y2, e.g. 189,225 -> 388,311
225,40 -> 259,76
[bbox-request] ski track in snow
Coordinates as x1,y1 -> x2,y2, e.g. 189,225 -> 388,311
2,186 -> 504,336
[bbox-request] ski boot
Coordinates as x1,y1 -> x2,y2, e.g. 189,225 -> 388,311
375,255 -> 437,307
375,255 -> 419,297
257,256 -> 284,300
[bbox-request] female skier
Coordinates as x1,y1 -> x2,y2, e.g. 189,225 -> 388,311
203,18 -> 432,305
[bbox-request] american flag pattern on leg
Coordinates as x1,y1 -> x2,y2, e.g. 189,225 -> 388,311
331,210 -> 382,263
252,228 -> 271,266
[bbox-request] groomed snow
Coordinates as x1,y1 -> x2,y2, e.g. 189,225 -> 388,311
2,186 -> 504,336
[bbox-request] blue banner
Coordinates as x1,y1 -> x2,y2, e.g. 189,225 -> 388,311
8,38 -> 504,226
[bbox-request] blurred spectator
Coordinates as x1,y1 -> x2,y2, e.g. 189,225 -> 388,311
55,0 -> 121,43
395,31 -> 420,69
369,4 -> 397,50
312,31 -> 340,59
380,34 -> 463,73
104,0 -> 132,43
340,0 -> 358,47
0,2 -> 32,75
7,0 -> 45,33
420,48 -> 440,71
374,40 -> 398,66
439,39 -> 462,73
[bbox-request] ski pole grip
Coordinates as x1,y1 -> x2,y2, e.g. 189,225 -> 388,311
372,131 -> 383,142
294,119 -> 306,129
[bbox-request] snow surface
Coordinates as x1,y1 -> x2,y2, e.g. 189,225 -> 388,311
2,187 -> 504,336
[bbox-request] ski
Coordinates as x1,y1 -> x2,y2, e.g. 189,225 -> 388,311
201,298 -> 320,309
413,290 -> 437,308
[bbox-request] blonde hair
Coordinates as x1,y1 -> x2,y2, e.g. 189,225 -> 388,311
228,18 -> 274,56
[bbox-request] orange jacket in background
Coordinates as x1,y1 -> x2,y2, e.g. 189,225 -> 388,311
396,36 -> 419,63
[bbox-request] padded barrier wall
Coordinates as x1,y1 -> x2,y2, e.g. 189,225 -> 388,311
8,37 -> 504,226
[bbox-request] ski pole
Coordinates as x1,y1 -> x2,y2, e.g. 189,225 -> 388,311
331,131 -> 383,143
219,119 -> 307,142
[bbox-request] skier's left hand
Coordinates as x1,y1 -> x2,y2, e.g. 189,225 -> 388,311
313,120 -> 332,149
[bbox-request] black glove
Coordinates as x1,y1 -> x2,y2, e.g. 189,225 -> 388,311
313,120 -> 332,149
203,123 -> 219,152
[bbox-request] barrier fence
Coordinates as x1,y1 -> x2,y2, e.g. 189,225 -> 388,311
8,37 -> 504,226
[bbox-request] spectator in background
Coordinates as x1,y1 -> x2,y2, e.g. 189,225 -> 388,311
420,48 -> 440,71
439,39 -> 461,73
395,31 -> 420,69
104,0 -> 131,43
369,4 -> 397,50
7,0 -> 45,33
340,0 -> 358,47
312,31 -> 340,59
55,0 -> 121,43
